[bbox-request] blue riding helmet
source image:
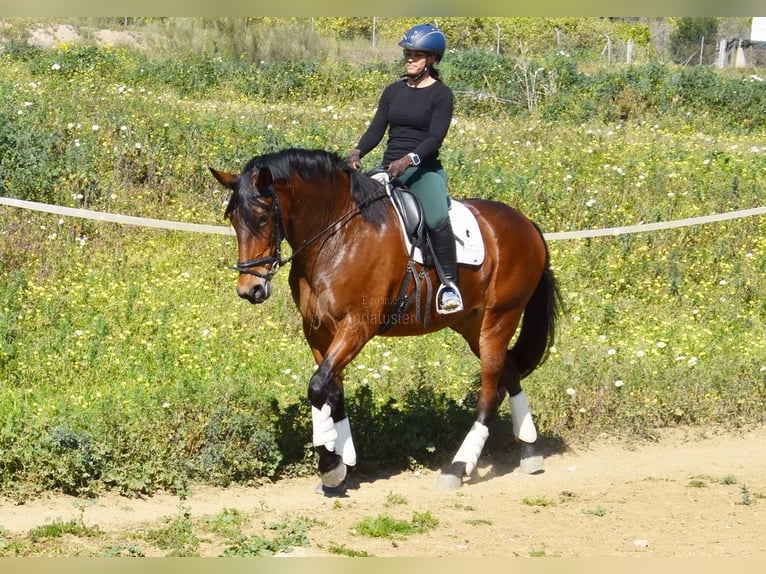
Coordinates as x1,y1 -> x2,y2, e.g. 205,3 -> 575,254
398,23 -> 447,61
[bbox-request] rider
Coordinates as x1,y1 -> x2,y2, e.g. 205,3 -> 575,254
347,23 -> 463,314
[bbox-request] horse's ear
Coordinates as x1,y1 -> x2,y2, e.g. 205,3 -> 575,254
253,166 -> 273,191
209,167 -> 238,190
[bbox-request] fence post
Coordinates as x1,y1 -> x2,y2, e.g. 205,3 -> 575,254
735,38 -> 746,67
717,38 -> 727,68
603,34 -> 612,63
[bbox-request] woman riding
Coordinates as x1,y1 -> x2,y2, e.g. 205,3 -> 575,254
347,23 -> 462,314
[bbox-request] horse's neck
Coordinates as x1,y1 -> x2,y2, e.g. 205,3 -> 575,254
280,179 -> 355,251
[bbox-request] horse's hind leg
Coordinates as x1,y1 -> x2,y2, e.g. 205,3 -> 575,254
503,353 -> 544,474
437,315 -> 515,490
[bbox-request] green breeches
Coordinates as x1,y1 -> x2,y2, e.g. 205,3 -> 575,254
397,164 -> 449,229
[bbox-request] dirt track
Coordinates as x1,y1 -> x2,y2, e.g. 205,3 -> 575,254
1,425 -> 765,557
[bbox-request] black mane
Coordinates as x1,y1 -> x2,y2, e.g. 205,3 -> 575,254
240,148 -> 388,227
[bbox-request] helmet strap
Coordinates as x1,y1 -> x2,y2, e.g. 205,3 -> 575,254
403,64 -> 431,86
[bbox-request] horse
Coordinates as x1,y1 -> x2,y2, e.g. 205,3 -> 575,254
210,147 -> 561,493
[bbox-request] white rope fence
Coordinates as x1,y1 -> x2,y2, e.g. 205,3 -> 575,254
2,196 -> 765,241
0,197 -> 234,236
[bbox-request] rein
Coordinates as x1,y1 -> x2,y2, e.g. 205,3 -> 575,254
231,179 -> 387,280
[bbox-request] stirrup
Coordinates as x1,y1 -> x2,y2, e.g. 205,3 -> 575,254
436,283 -> 463,314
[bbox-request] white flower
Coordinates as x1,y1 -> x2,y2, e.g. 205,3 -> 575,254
162,401 -> 171,409
51,63 -> 61,70
607,348 -> 617,356
614,380 -> 624,388
656,341 -> 667,349
92,124 -> 100,131
566,387 -> 576,397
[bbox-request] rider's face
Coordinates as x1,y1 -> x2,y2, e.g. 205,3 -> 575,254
403,50 -> 432,76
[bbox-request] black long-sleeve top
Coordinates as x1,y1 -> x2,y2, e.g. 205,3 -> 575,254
356,79 -> 454,166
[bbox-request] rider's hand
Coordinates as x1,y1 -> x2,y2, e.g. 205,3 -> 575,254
347,149 -> 362,170
387,155 -> 413,178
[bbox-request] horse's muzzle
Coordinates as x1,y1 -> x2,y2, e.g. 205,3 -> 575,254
237,279 -> 272,304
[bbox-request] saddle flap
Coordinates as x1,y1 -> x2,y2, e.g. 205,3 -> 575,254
390,187 -> 425,240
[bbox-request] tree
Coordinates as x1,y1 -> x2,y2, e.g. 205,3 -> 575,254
670,17 -> 719,65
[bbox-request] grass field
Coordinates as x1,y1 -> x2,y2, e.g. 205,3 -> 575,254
0,21 -> 764,499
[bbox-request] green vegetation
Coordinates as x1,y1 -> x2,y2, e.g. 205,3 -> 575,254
0,18 -> 764,501
352,511 -> 439,538
522,496 -> 559,507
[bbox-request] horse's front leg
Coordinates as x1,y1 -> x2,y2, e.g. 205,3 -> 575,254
306,326 -> 369,496
309,361 -> 356,495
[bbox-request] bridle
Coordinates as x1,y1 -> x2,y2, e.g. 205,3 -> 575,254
229,178 -> 387,280
229,186 -> 285,280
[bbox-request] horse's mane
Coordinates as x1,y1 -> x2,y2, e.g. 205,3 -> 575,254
241,148 -> 389,228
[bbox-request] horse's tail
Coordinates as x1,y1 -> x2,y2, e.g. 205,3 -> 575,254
509,229 -> 562,379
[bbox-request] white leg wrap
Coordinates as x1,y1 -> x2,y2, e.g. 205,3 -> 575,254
311,404 -> 336,452
508,391 -> 537,443
333,417 -> 357,466
451,421 -> 489,476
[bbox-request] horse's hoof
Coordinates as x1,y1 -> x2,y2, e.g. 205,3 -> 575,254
436,472 -> 463,490
519,442 -> 544,474
320,461 -> 347,488
436,461 -> 465,490
316,480 -> 348,497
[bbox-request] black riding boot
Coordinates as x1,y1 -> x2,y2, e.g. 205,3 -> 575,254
429,218 -> 464,314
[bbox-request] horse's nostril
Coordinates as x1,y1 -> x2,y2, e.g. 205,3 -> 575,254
237,282 -> 270,304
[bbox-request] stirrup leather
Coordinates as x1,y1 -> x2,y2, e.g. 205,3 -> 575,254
436,283 -> 463,314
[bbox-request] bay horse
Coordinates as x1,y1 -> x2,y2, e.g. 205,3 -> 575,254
210,147 -> 561,493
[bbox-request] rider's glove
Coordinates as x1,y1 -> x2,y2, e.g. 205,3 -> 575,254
347,149 -> 362,170
387,155 -> 413,178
